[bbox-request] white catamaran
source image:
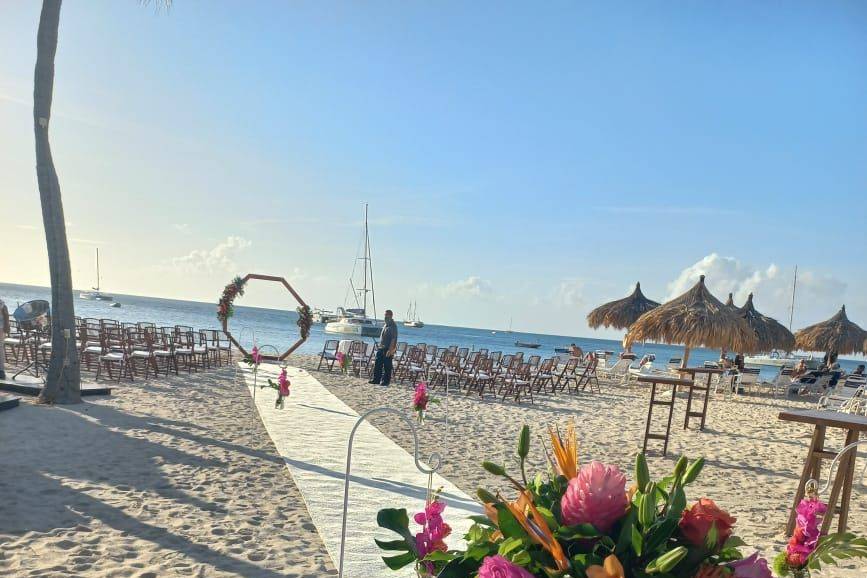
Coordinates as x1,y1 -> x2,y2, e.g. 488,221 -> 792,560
80,248 -> 114,302
324,204 -> 383,337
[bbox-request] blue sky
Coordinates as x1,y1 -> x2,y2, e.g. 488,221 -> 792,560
1,1 -> 865,337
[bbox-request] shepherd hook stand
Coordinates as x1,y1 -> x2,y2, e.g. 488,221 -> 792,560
337,407 -> 443,578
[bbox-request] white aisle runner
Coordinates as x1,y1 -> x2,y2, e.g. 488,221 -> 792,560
238,364 -> 480,577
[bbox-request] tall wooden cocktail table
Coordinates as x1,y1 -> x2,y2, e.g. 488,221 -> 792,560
676,367 -> 724,430
778,409 -> 867,534
639,375 -> 694,456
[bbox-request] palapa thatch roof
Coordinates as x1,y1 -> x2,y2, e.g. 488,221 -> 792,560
794,305 -> 867,355
625,275 -> 758,352
587,282 -> 660,330
736,293 -> 795,352
724,293 -> 735,309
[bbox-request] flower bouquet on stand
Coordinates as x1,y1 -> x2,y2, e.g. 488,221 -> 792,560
336,351 -> 351,374
375,423 -> 867,578
243,345 -> 263,388
264,367 -> 291,409
773,491 -> 867,577
413,382 -> 439,425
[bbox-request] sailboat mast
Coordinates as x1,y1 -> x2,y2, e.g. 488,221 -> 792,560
788,265 -> 798,332
95,248 -> 100,291
362,204 -> 368,315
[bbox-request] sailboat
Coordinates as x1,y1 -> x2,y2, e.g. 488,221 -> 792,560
325,204 -> 383,337
80,248 -> 114,301
403,301 -> 424,328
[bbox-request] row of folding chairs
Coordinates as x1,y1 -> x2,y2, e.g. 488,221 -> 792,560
3,318 -> 233,383
316,340 -> 601,404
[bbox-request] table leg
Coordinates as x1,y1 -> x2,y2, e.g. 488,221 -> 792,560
822,429 -> 859,534
663,384 -> 677,456
684,383 -> 694,430
838,431 -> 860,532
643,383 -> 656,454
787,425 -> 826,535
699,373 -> 712,430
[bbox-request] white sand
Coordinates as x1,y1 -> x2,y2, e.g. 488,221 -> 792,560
295,354 -> 867,577
0,367 -> 334,578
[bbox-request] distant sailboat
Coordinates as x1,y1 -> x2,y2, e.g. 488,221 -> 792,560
403,301 -> 424,328
80,249 -> 114,301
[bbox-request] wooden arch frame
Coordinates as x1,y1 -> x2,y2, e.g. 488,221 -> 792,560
222,273 -> 309,361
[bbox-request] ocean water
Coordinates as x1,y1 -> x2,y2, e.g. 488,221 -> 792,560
1,282 -> 861,380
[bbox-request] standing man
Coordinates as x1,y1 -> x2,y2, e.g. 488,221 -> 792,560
0,297 -> 9,380
369,309 -> 398,386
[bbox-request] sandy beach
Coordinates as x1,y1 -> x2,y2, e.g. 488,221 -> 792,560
292,354 -> 867,577
0,367 -> 335,578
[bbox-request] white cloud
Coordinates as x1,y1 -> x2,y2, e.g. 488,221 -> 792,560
171,236 -> 252,273
551,279 -> 586,308
442,276 -> 493,298
667,253 -> 847,324
172,223 -> 191,234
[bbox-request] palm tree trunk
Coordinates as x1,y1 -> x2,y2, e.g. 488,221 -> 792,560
34,0 -> 81,404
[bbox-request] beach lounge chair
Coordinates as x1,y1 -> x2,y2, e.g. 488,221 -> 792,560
599,358 -> 632,382
818,376 -> 866,413
736,367 -> 761,395
759,367 -> 792,397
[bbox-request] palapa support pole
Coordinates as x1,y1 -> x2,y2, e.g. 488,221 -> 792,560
681,346 -> 691,368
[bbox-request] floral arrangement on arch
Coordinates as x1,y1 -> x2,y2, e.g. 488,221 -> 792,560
296,305 -> 313,341
217,276 -> 247,323
375,423 -> 867,578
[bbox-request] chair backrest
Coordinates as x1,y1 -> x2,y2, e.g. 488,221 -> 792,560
323,339 -> 339,352
457,347 -> 469,359
739,367 -> 760,384
609,359 -> 632,374
513,351 -> 524,361
500,354 -> 514,369
467,351 -> 479,364
489,351 -> 502,363
539,358 -> 555,373
349,340 -> 366,355
426,344 -> 436,356
478,348 -> 489,356
528,355 -> 541,367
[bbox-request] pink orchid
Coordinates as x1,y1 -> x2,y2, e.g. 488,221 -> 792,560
477,555 -> 535,578
251,346 -> 263,365
728,552 -> 772,578
413,382 -> 429,412
278,368 -> 290,397
413,497 -> 451,576
786,497 -> 827,568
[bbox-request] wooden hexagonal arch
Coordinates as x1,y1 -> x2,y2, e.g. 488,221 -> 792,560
222,273 -> 309,361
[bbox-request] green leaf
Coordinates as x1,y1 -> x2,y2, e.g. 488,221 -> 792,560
374,538 -> 410,552
424,550 -> 457,562
556,523 -> 600,539
666,485 -> 686,521
635,453 -> 651,492
644,518 -> 678,554
682,457 -> 705,485
382,551 -> 416,570
723,535 -> 747,550
468,515 -> 495,527
535,506 -> 558,531
498,537 -> 524,557
483,461 -> 507,476
438,556 -> 483,578
773,551 -> 792,577
495,505 -> 530,541
376,508 -> 417,555
631,524 -> 644,557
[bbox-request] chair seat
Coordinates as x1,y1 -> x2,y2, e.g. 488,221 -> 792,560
101,353 -> 125,361
175,348 -> 193,355
84,346 -> 103,354
39,343 -> 53,350
476,372 -> 491,379
131,350 -> 153,358
154,350 -> 173,357
194,346 -> 208,354
322,352 -> 337,360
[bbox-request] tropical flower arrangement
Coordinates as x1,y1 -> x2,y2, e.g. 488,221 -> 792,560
413,382 -> 439,425
773,493 -> 867,577
263,366 -> 291,409
376,423 -> 866,578
336,351 -> 351,374
243,345 -> 263,374
296,305 -> 313,341
217,276 -> 247,324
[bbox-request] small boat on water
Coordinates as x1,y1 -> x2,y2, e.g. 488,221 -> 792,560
312,308 -> 338,324
515,341 -> 541,349
80,248 -> 114,301
403,301 -> 424,328
554,347 -> 570,354
110,302 -> 121,308
744,351 -> 816,368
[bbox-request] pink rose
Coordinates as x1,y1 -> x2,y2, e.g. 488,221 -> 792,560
477,555 -> 535,578
728,552 -> 772,578
678,498 -> 736,550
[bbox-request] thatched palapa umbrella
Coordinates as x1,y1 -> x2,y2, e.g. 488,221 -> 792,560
587,282 -> 660,331
794,305 -> 867,357
736,293 -> 795,353
625,275 -> 757,366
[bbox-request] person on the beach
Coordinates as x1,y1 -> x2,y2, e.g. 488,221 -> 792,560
569,343 -> 583,358
854,364 -> 865,376
0,297 -> 9,380
369,309 -> 397,386
792,359 -> 808,380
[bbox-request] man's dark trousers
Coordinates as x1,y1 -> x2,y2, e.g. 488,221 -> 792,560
371,348 -> 393,385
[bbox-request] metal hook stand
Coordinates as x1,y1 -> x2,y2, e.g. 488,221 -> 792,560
337,407 -> 444,578
807,439 -> 867,497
